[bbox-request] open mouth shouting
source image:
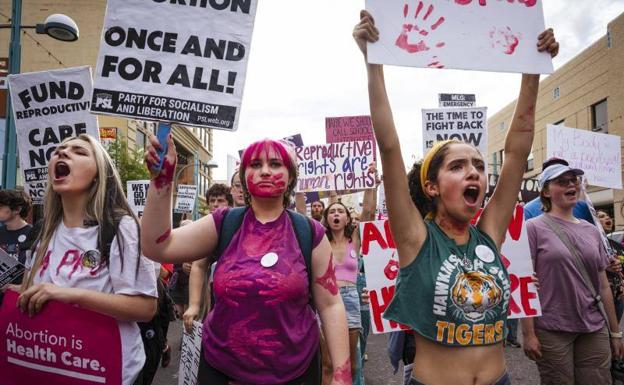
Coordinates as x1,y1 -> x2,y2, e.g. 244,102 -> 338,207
564,189 -> 577,199
54,161 -> 71,181
463,185 -> 480,207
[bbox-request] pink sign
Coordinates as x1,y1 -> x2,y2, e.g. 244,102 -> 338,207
325,116 -> 376,161
0,290 -> 122,385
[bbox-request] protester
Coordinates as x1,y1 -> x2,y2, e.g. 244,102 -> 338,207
206,183 -> 233,211
169,220 -> 193,319
321,177 -> 376,383
597,209 -> 624,322
524,158 -> 594,224
230,170 -> 246,207
353,10 -> 559,385
312,200 -> 326,222
522,162 -> 624,385
16,134 -> 157,385
0,189 -> 33,275
141,137 -> 352,384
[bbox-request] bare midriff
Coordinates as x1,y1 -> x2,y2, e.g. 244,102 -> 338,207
411,333 -> 505,385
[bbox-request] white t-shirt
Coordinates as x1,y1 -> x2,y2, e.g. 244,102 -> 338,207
28,216 -> 157,385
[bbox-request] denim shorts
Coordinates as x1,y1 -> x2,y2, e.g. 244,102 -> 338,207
407,371 -> 511,385
339,285 -> 361,329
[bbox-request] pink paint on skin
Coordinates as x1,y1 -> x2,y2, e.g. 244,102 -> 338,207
155,228 -> 171,244
246,172 -> 287,198
153,157 -> 175,190
315,254 -> 338,295
332,358 -> 353,384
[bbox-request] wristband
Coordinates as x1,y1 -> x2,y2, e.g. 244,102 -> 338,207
610,331 -> 623,338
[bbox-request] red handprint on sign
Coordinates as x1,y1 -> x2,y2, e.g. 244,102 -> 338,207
384,252 -> 400,280
489,26 -> 522,55
395,0 -> 446,68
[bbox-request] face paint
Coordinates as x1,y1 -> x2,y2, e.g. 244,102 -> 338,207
246,172 -> 287,198
315,254 -> 338,296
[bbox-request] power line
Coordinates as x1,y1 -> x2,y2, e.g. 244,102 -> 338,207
21,29 -> 67,67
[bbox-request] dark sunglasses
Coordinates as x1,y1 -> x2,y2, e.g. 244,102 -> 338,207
553,175 -> 580,187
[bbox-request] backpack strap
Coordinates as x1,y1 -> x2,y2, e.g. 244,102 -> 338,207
215,207 -> 248,261
99,218 -> 121,261
287,209 -> 315,307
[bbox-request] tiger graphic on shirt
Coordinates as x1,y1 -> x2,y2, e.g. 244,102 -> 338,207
450,270 -> 503,322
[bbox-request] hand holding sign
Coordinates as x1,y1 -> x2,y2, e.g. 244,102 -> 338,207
145,129 -> 177,191
353,10 -> 380,58
18,283 -> 73,318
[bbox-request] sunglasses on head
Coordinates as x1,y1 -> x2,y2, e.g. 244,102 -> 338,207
552,175 -> 580,187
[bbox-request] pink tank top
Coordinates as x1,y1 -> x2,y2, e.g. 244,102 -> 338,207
334,241 -> 358,283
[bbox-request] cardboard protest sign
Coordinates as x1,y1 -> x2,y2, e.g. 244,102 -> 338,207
485,174 -> 539,204
366,0 -> 553,74
177,321 -> 203,385
0,290 -> 122,385
439,93 -> 475,107
92,0 -> 258,130
174,185 -> 198,214
376,182 -> 388,220
325,116 -> 376,161
0,249 -> 24,288
361,206 -> 540,334
8,66 -> 99,203
422,107 -> 487,155
547,125 -> 622,189
127,180 -> 151,218
295,141 -> 375,193
99,127 -> 117,149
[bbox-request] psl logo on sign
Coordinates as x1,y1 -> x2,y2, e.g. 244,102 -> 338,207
360,220 -> 409,334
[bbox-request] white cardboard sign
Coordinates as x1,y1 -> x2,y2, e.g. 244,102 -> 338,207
547,125 -> 622,189
174,184 -> 198,214
92,0 -> 258,130
8,66 -> 99,203
366,0 -> 553,74
422,107 -> 487,155
177,321 -> 203,385
127,180 -> 151,218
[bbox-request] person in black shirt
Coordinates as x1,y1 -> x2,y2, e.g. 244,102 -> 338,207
0,189 -> 33,271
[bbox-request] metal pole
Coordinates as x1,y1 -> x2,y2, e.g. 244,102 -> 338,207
2,0 -> 22,188
193,151 -> 199,220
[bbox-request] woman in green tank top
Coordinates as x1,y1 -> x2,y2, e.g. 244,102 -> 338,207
353,10 -> 559,385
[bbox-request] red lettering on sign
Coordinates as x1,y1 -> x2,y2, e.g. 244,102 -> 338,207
370,286 -> 409,332
508,205 -> 523,241
507,273 -> 522,314
361,222 -> 388,255
519,276 -> 538,316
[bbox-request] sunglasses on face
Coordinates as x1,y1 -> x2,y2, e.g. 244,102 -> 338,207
553,175 -> 580,187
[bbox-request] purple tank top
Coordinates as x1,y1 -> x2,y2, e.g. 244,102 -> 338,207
203,208 -> 325,384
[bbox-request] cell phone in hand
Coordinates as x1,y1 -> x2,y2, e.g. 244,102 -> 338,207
151,122 -> 172,173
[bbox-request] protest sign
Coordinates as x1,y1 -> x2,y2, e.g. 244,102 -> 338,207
366,0 -> 553,74
0,290 -> 122,385
376,182 -> 388,220
0,248 -> 24,288
439,93 -> 475,107
485,174 -> 539,204
547,124 -> 622,189
325,116 -> 376,160
174,185 -> 198,214
8,66 -> 99,203
177,321 -> 203,385
295,141 -> 375,193
91,0 -> 258,130
127,180 -> 151,218
361,205 -> 539,334
422,107 -> 487,156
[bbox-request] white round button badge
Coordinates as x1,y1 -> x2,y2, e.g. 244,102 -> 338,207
18,234 -> 27,243
261,252 -> 279,268
350,250 -> 357,259
475,245 -> 495,263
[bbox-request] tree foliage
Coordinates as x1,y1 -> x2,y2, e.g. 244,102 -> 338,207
106,138 -> 150,194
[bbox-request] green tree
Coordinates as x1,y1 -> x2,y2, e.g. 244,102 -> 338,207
106,138 -> 150,194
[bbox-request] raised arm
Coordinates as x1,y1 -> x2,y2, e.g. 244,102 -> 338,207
354,10 -> 426,265
141,133 -> 218,263
360,162 -> 380,222
479,30 -> 559,248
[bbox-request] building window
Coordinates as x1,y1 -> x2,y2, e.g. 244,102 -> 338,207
553,86 -> 560,100
526,151 -> 534,172
591,99 -> 608,133
136,130 -> 146,150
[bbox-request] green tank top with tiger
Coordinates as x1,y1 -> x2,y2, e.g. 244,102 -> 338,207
384,220 -> 510,346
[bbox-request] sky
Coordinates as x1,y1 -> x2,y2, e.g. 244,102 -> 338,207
211,0 -> 624,181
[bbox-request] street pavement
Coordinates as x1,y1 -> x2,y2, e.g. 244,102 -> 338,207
153,320 -> 539,385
